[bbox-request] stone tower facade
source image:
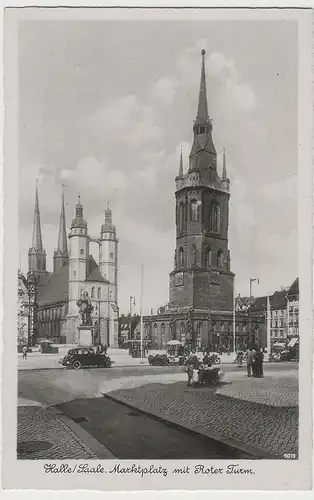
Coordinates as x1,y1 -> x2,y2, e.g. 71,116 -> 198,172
99,204 -> 118,304
28,184 -> 50,285
169,49 -> 234,312
67,196 -> 89,319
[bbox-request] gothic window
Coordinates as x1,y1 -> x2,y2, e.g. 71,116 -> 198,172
192,245 -> 197,266
97,287 -> 101,300
204,248 -> 212,268
91,287 -> 95,299
161,323 -> 165,349
217,249 -> 224,268
153,323 -> 158,343
197,322 -> 202,348
190,199 -> 200,222
178,247 -> 184,267
180,322 -> 186,344
178,202 -> 185,234
209,202 -> 221,233
73,271 -> 76,277
199,126 -> 205,134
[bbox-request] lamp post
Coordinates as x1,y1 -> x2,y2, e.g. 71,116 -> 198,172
248,277 -> 259,344
129,296 -> 136,340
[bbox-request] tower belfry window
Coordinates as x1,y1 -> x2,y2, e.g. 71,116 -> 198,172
209,202 -> 220,233
190,200 -> 200,222
178,247 -> 184,267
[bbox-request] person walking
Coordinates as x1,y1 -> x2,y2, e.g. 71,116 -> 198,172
187,362 -> 194,387
254,348 -> 264,377
22,345 -> 28,360
246,347 -> 254,377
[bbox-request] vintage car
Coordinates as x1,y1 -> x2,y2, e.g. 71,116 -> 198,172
280,349 -> 298,362
148,354 -> 170,366
59,347 -> 112,370
38,340 -> 59,354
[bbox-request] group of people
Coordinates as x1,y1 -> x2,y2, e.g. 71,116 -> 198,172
186,351 -> 214,387
240,346 -> 264,378
96,344 -> 107,355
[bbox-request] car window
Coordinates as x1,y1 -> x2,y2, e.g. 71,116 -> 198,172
82,349 -> 90,355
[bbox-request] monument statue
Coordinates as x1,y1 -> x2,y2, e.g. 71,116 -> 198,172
76,291 -> 94,326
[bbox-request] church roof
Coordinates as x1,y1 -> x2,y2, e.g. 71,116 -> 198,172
86,255 -> 108,283
38,264 -> 69,306
287,277 -> 299,299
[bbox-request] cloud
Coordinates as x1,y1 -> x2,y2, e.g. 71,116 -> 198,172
149,76 -> 179,106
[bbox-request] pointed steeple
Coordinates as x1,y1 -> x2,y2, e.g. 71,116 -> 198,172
28,182 -> 49,283
31,182 -> 43,252
221,148 -> 230,191
222,148 -> 227,180
71,193 -> 87,229
53,186 -> 69,273
197,49 -> 208,121
57,187 -> 68,253
178,147 -> 183,177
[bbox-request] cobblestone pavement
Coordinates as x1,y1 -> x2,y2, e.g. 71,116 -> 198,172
108,376 -> 298,458
17,406 -> 99,459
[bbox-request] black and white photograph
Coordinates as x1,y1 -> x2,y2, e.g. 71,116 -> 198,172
2,6 -> 313,492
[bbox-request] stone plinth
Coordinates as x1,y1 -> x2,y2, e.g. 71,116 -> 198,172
77,325 -> 94,346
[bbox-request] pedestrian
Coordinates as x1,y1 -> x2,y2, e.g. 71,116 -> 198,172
187,362 -> 194,387
22,345 -> 28,360
103,344 -> 107,355
246,347 -> 255,377
254,348 -> 264,378
192,365 -> 199,387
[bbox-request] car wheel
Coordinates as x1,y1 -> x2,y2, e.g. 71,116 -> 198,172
72,360 -> 81,370
214,358 -> 221,365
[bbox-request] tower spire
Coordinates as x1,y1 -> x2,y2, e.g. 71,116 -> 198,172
196,49 -> 208,121
57,186 -> 68,253
178,146 -> 183,177
222,148 -> 227,180
31,182 -> 43,251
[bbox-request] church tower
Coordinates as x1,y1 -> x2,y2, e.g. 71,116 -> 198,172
53,188 -> 69,273
68,196 -> 89,317
100,203 -> 118,304
169,49 -> 234,311
28,184 -> 49,285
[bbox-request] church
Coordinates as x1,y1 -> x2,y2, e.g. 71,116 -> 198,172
142,50 -> 265,352
26,187 -> 119,347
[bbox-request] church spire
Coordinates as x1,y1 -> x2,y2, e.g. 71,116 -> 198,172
57,187 -> 68,253
31,182 -> 43,252
178,146 -> 183,177
222,148 -> 227,180
196,49 -> 208,121
53,186 -> 69,272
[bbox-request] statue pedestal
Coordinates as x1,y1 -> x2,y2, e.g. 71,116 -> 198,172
77,325 -> 94,346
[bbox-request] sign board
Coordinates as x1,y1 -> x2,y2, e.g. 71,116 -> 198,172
78,327 -> 93,346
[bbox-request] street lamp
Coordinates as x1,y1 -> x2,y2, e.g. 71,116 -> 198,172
248,277 -> 259,343
129,296 -> 136,340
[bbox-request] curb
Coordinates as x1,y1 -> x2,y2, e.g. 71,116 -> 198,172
47,406 -> 116,459
103,393 -> 281,460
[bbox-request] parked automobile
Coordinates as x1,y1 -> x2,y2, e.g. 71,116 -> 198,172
59,347 -> 112,369
280,349 -> 298,362
148,354 -> 170,366
208,353 -> 221,365
38,341 -> 59,354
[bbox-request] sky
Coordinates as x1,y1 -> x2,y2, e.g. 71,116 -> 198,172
18,20 -> 298,315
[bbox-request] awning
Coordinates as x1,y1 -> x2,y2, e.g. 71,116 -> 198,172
288,337 -> 299,348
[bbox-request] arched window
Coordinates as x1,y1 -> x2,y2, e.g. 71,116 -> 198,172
180,322 -> 186,344
161,323 -> 165,349
153,323 -> 158,345
192,245 -> 197,266
197,322 -> 202,348
178,202 -> 185,234
209,202 -> 220,233
91,287 -> 95,299
190,199 -> 199,222
217,249 -> 224,268
204,248 -> 212,268
178,247 -> 184,267
97,287 -> 101,299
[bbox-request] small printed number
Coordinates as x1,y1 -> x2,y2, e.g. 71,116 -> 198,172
284,453 -> 296,459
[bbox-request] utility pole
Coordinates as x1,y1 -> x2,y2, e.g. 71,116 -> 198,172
248,277 -> 259,344
140,264 -> 144,364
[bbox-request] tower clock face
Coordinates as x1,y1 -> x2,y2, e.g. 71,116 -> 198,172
175,272 -> 184,287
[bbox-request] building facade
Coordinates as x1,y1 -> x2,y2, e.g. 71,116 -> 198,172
140,50 -> 264,352
23,186 -> 119,346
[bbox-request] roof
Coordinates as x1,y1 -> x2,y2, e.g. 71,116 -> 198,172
38,264 -> 69,306
119,315 -> 140,331
250,290 -> 287,312
86,256 -> 108,283
287,278 -> 299,299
